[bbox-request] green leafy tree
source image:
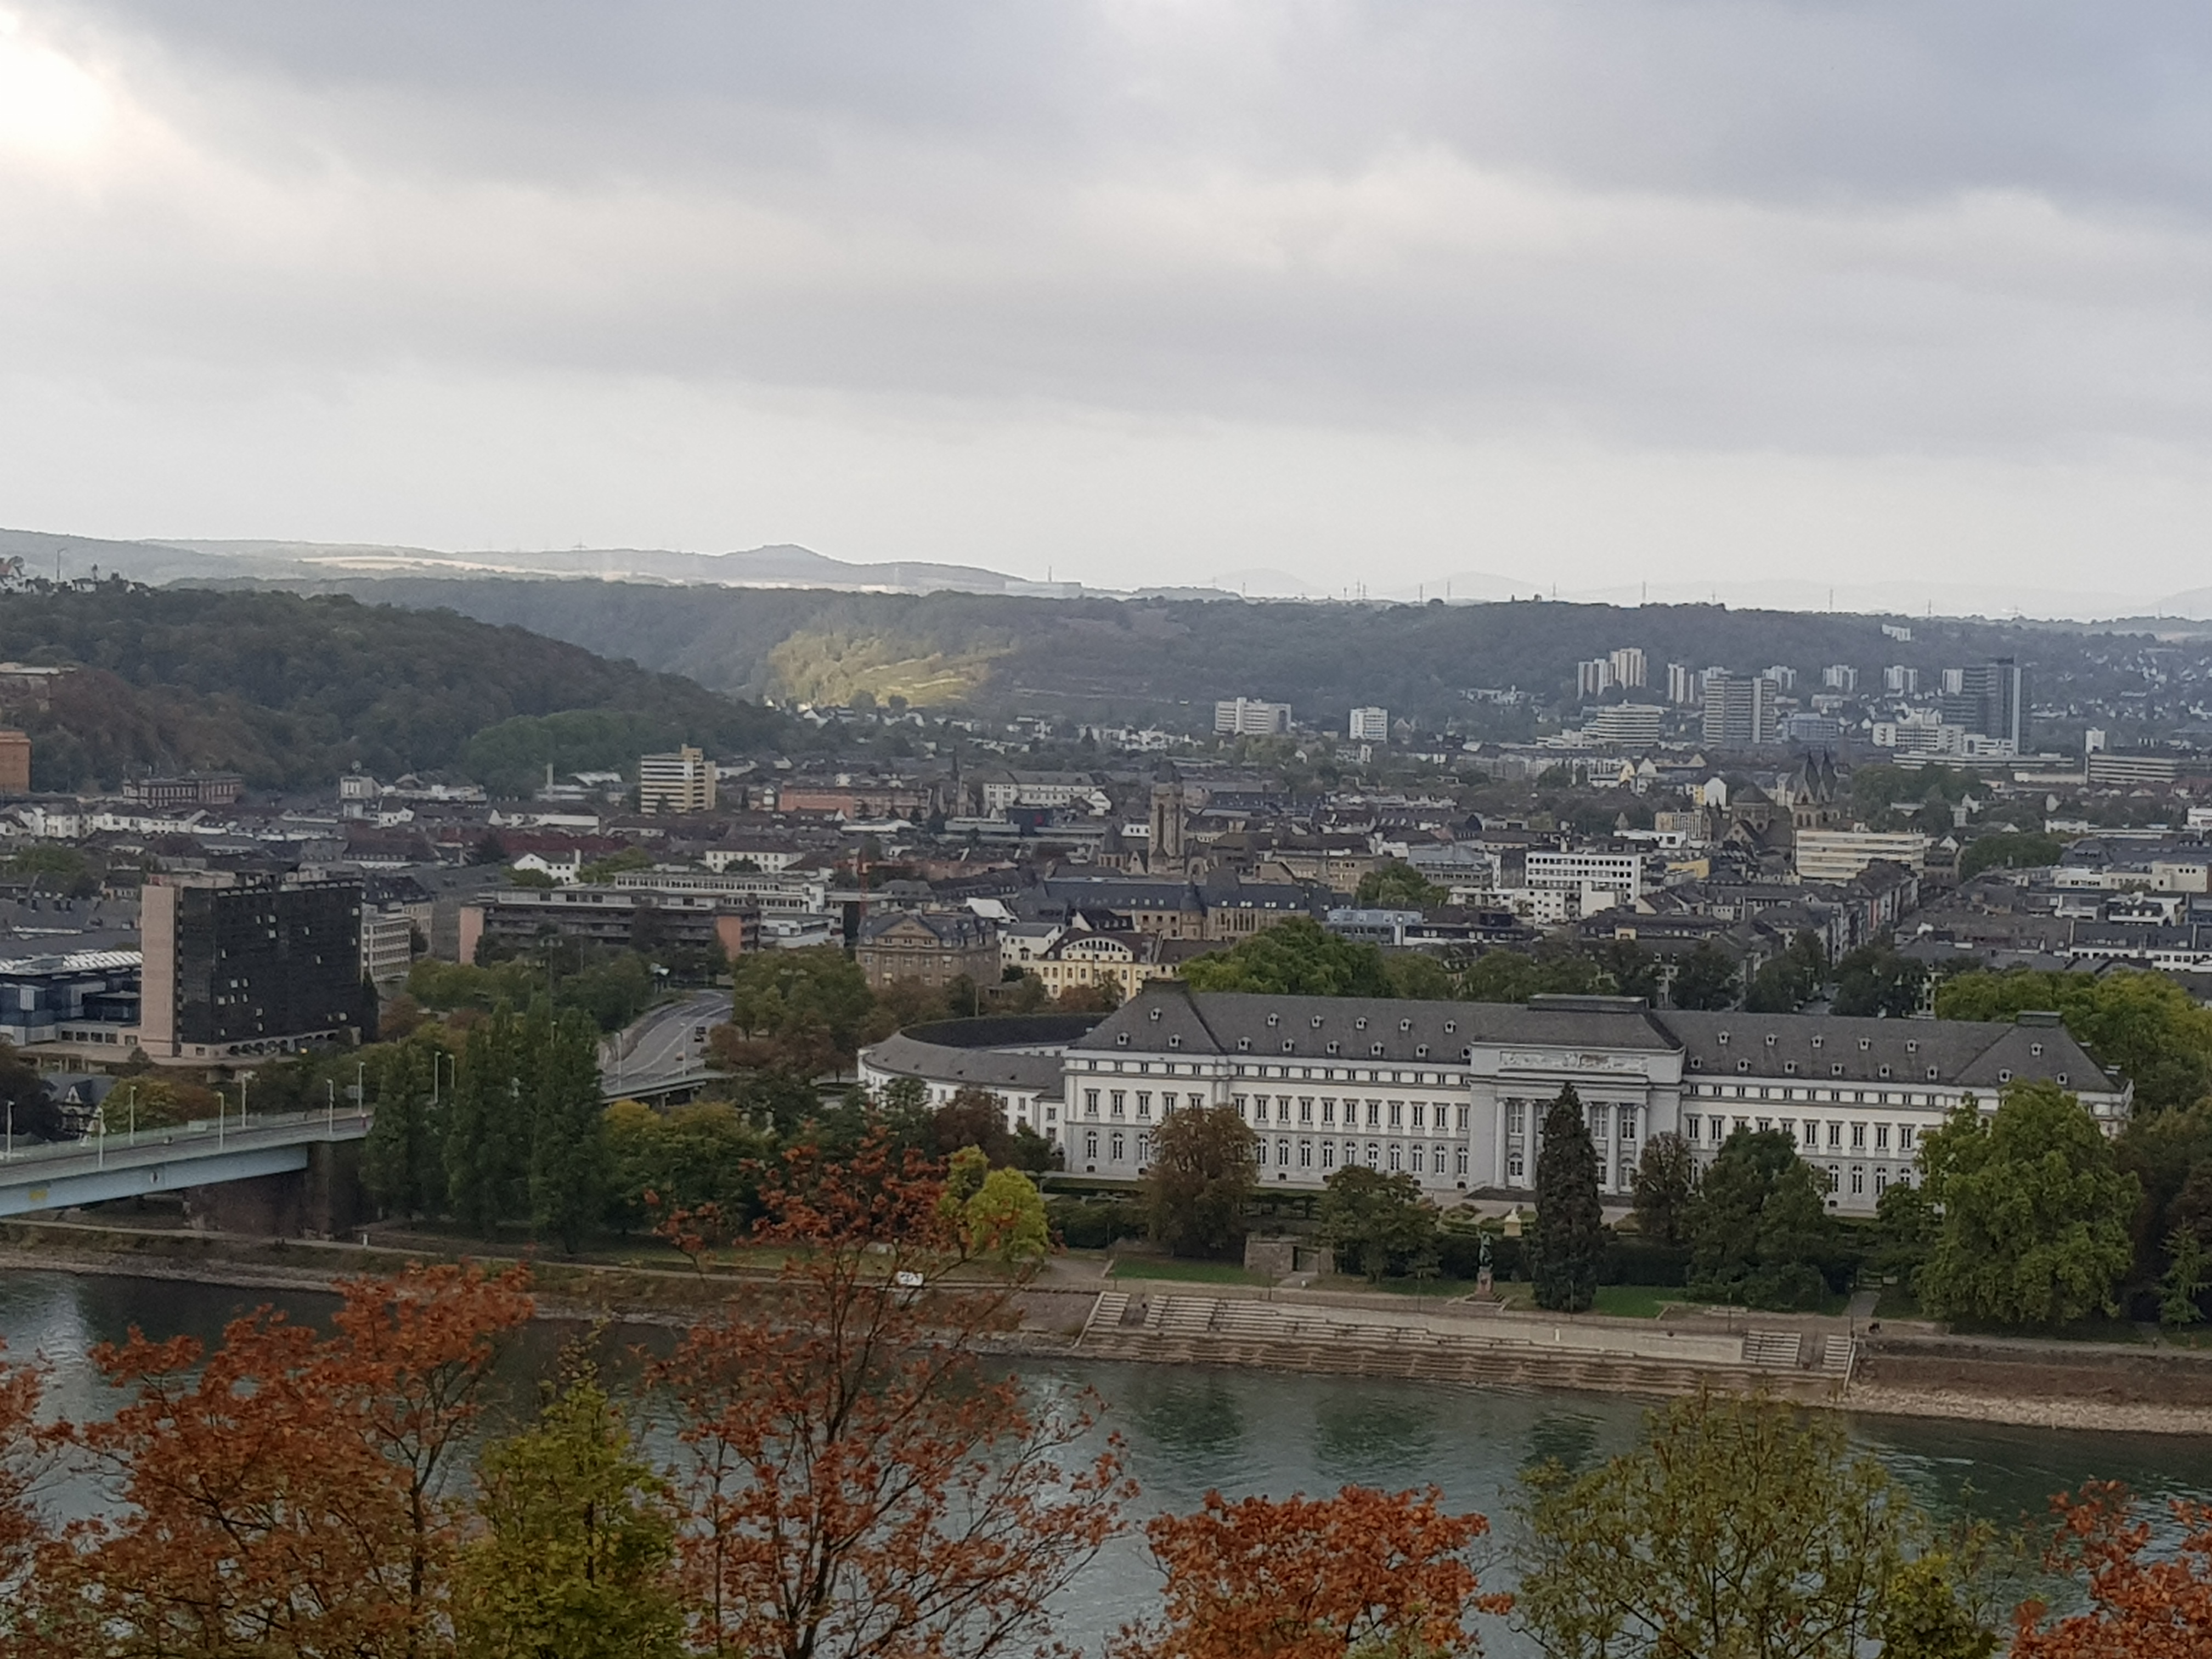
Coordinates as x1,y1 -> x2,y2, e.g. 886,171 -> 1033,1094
1519,1392 -> 1979,1659
1629,1131 -> 1700,1248
1532,1085 -> 1602,1312
943,1147 -> 1051,1266
1382,950 -> 1460,1000
528,1001 -> 610,1254
1460,949 -> 1605,1005
1832,937 -> 1928,1019
1917,1082 -> 2140,1328
1180,917 -> 1395,997
1689,1127 -> 1835,1310
726,946 -> 877,1065
1744,932 -> 1827,1014
2159,1225 -> 2209,1328
1936,967 -> 2212,1111
360,1040 -> 447,1218
445,1005 -> 526,1237
455,1367 -> 683,1659
1317,1166 -> 1440,1283
1142,1104 -> 1257,1259
602,1098 -> 772,1234
1353,861 -> 1447,909
1668,942 -> 1741,1012
1956,830 -> 2064,882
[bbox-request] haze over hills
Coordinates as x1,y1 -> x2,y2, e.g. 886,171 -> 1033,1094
0,527 -> 2203,621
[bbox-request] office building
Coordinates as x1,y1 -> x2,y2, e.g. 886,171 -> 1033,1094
458,885 -> 761,963
1794,830 -> 1931,883
855,910 -> 1000,989
1783,713 -> 1843,746
637,745 -> 716,815
1525,848 -> 1645,904
1348,707 -> 1390,742
1583,704 -> 1665,745
123,772 -> 244,810
1701,673 -> 1779,747
1607,647 -> 1647,689
1938,659 -> 2025,753
139,873 -> 366,1061
1214,698 -> 1293,736
0,949 -> 141,1048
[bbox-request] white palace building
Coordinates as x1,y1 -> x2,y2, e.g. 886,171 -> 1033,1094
857,984 -> 2129,1217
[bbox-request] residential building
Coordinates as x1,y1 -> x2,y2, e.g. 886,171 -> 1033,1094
458,885 -> 760,963
1608,647 -> 1648,689
1583,704 -> 1664,746
360,909 -> 416,986
1883,665 -> 1920,696
1763,665 -> 1798,691
1666,663 -> 1701,707
1795,830 -> 1932,883
1939,658 -> 2026,753
1214,698 -> 1293,736
855,910 -> 999,989
1821,665 -> 1858,692
139,872 -> 366,1061
636,745 -> 716,815
1348,707 -> 1390,742
1032,929 -> 1193,1002
1701,673 -> 1780,747
123,772 -> 244,810
1576,659 -> 1615,698
0,730 -> 27,794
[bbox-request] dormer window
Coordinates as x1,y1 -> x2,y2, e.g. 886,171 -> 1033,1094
1926,1067 -> 1937,1080
1267,1014 -> 1279,1028
1736,1060 -> 1750,1073
1783,1060 -> 1797,1074
1168,1035 -> 1182,1049
1878,1065 -> 1892,1078
1415,1045 -> 1430,1058
1858,1039 -> 1871,1051
1811,1036 -> 1824,1049
1764,1034 -> 1777,1047
1718,1032 -> 1730,1046
2030,1042 -> 2043,1057
1905,1040 -> 1918,1053
1831,1063 -> 1843,1076
2057,1071 -> 2069,1085
1148,1007 -> 1162,1022
1998,1068 -> 2013,1083
1443,1021 -> 1456,1034
1311,1015 -> 1324,1028
1237,1037 -> 1251,1052
1115,1034 -> 1129,1047
1689,1057 -> 1703,1070
1370,1043 -> 1385,1057
1399,1019 -> 1413,1032
1355,1017 -> 1369,1030
1326,1041 -> 1340,1054
1282,1040 -> 1295,1053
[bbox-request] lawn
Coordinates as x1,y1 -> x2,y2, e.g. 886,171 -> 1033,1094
1592,1284 -> 1676,1319
1108,1257 -> 1272,1286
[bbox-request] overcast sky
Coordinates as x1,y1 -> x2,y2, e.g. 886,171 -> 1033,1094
5,2 -> 2211,610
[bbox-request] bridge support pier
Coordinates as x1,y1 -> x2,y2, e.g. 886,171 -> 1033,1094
182,1142 -> 368,1238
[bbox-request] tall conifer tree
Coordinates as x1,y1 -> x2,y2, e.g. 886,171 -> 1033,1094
1533,1083 -> 1603,1312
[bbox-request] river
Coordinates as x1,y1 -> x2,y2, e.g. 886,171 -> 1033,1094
8,1271 -> 2212,1654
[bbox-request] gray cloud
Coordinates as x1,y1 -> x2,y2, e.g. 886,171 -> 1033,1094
5,1 -> 2212,599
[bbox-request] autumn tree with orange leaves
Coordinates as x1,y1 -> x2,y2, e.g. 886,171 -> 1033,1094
22,1262 -> 533,1659
650,1130 -> 1132,1659
1114,1484 -> 1508,1659
2010,1481 -> 2212,1659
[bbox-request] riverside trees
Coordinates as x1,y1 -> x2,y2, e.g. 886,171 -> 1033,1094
1532,1084 -> 1602,1312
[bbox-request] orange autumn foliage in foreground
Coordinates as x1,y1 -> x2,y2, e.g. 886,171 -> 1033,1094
2011,1482 -> 2212,1659
1115,1485 -> 1508,1659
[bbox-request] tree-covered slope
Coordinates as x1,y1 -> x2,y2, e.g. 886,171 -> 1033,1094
0,583 -> 790,793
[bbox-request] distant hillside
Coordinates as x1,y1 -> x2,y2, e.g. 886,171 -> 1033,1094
0,584 -> 791,794
215,577 -> 2191,741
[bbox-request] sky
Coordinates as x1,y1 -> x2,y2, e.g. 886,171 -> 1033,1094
4,1 -> 2212,613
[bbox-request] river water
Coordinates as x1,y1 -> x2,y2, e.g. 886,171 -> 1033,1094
9,1271 -> 2212,1655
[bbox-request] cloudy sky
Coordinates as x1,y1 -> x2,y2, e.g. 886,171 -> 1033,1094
4,2 -> 2211,610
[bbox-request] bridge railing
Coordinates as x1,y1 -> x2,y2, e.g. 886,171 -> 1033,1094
0,1104 -> 373,1168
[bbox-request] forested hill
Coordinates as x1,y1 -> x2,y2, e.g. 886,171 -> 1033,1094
238,575 -> 2181,739
0,583 -> 791,794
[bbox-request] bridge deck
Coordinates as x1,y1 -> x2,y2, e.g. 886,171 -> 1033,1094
0,1110 -> 371,1219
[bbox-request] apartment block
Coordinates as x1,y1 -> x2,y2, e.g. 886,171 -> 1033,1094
1348,706 -> 1390,742
1214,698 -> 1293,736
636,745 -> 716,815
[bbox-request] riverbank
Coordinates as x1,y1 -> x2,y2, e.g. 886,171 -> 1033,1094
8,1217 -> 2211,1436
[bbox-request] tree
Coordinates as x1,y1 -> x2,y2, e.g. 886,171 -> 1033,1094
1745,932 -> 1826,1014
1956,830 -> 2064,881
455,1365 -> 682,1659
1532,1085 -> 1602,1312
2159,1226 -> 2208,1328
724,945 -> 876,1069
1668,943 -> 1740,1012
528,1001 -> 610,1253
362,1039 -> 449,1218
1115,1485 -> 1507,1659
1832,937 -> 1928,1019
1317,1166 -> 1440,1283
0,1341 -> 61,1642
1936,968 -> 2212,1113
446,1003 -> 526,1236
1688,1127 -> 1835,1310
1461,949 -> 1605,1005
943,1146 -> 1052,1266
1355,861 -> 1447,910
648,1135 -> 1131,1659
1629,1132 -> 1700,1247
35,1265 -> 533,1659
2011,1482 -> 2212,1658
1518,1392 -> 1974,1659
1143,1105 -> 1259,1258
1917,1083 -> 2140,1328
1181,918 -> 1396,997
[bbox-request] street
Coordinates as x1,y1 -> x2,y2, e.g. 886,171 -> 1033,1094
602,989 -> 730,1093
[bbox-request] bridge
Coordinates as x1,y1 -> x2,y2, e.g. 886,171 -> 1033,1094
0,1108 -> 371,1229
601,989 -> 729,1105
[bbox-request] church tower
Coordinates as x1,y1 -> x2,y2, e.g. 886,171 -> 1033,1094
1148,765 -> 1186,876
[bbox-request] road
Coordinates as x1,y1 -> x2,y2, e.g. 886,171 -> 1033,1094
602,989 -> 730,1094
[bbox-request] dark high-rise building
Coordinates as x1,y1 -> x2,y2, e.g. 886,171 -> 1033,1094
1939,658 -> 2025,752
139,873 -> 365,1060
